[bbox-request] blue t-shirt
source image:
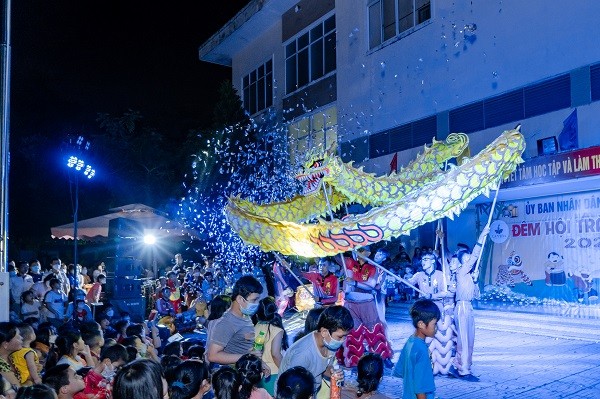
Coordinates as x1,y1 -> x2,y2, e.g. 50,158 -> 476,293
393,335 -> 435,399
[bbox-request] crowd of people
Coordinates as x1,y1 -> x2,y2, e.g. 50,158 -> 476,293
1,227 -> 490,399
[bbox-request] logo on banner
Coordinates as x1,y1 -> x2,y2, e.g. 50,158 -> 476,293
490,220 -> 509,243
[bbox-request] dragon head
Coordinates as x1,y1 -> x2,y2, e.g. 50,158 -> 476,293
296,142 -> 341,195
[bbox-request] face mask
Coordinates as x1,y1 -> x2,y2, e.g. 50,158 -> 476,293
52,263 -> 60,270
31,266 -> 41,273
240,298 -> 259,316
323,331 -> 344,351
106,310 -> 114,317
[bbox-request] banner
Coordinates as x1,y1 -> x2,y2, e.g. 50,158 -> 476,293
488,190 -> 600,304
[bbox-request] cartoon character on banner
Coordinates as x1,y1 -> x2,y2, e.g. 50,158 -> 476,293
568,266 -> 599,303
544,252 -> 566,286
495,251 -> 533,288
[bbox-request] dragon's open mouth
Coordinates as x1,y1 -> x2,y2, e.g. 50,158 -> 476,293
297,171 -> 325,194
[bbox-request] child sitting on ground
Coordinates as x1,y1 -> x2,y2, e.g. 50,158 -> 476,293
10,323 -> 42,385
393,299 -> 441,399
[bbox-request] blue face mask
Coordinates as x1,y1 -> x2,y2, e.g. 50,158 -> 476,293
323,331 -> 344,351
240,298 -> 259,316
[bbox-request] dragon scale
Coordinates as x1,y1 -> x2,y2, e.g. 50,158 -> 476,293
225,128 -> 525,258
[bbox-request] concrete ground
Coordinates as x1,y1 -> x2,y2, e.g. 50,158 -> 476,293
284,302 -> 600,398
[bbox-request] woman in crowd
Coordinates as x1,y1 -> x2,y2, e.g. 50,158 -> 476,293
50,331 -> 93,371
0,323 -> 23,388
254,297 -> 288,395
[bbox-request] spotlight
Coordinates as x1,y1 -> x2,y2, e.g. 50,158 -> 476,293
143,234 -> 156,245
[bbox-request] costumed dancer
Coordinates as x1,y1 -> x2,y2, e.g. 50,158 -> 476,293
448,226 -> 490,381
405,252 -> 454,375
340,246 -> 393,368
301,257 -> 339,305
273,261 -> 295,315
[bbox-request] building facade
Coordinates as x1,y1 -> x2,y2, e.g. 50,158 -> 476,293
201,0 -> 600,314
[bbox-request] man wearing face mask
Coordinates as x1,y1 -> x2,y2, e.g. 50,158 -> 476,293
206,275 -> 265,367
29,260 -> 44,283
302,257 -> 339,305
46,258 -> 70,297
278,305 -> 353,395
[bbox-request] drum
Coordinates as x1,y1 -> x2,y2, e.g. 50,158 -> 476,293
295,284 -> 315,312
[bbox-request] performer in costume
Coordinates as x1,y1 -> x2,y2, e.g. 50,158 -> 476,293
301,257 -> 339,305
405,252 -> 454,375
273,261 -> 295,315
448,226 -> 490,381
339,246 -> 393,368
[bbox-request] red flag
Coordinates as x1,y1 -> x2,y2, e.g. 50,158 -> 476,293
389,152 -> 398,174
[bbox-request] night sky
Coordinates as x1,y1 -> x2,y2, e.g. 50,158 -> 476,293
8,1 -> 250,249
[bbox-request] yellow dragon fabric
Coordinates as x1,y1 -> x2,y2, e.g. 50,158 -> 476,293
225,128 -> 525,258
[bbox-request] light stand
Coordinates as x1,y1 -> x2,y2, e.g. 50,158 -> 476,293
66,136 -> 95,268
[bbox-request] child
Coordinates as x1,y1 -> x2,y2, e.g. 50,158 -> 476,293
211,366 -> 240,399
393,299 -> 441,399
10,324 -> 42,385
86,274 -> 106,304
255,297 -> 288,396
20,290 -> 42,322
236,354 -> 272,399
43,364 -> 86,399
275,366 -> 314,399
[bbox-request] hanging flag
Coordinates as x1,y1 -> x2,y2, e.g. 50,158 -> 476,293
558,109 -> 578,151
389,152 -> 398,174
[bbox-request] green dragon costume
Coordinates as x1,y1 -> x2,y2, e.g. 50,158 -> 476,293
225,127 -> 525,258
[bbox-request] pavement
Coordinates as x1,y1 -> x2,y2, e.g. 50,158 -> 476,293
284,302 -> 600,398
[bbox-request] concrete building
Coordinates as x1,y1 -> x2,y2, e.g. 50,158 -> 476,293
200,0 -> 600,313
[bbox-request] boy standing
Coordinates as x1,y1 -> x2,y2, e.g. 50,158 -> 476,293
393,299 -> 441,399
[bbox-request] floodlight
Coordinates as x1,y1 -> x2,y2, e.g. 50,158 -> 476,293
143,234 -> 157,245
67,156 -> 78,168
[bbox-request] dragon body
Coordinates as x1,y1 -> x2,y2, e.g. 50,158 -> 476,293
225,128 -> 525,258
229,133 -> 469,222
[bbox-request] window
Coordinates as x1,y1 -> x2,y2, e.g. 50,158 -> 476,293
242,59 -> 273,115
285,15 -> 336,95
369,0 -> 431,49
288,106 -> 337,166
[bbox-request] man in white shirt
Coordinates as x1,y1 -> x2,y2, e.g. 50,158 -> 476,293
9,261 -> 34,313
